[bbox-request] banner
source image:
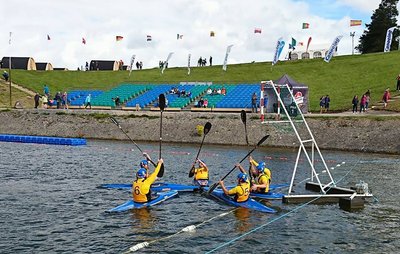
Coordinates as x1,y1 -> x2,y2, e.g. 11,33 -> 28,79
161,52 -> 174,74
306,36 -> 312,52
222,44 -> 234,71
384,26 -> 397,52
187,53 -> 191,75
272,37 -> 285,65
129,54 -> 136,77
350,20 -> 362,26
324,35 -> 343,63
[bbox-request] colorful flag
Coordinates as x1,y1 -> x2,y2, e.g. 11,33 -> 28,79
177,34 -> 183,39
306,36 -> 312,52
254,28 -> 262,34
384,26 -> 397,52
291,37 -> 297,47
222,44 -> 234,71
302,23 -> 310,29
272,37 -> 285,66
147,35 -> 152,41
116,36 -> 123,41
324,35 -> 343,63
210,31 -> 215,37
47,34 -> 51,40
350,20 -> 362,26
298,42 -> 304,46
82,37 -> 86,44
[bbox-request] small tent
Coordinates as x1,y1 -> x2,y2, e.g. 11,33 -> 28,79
89,60 -> 120,71
36,62 -> 54,71
1,57 -> 36,70
263,74 -> 309,114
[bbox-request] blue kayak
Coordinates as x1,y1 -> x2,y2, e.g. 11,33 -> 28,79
107,190 -> 178,212
250,192 -> 284,199
209,190 -> 276,213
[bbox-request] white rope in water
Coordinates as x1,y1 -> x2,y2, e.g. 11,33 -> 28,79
206,159 -> 368,253
295,161 -> 346,186
123,209 -> 237,253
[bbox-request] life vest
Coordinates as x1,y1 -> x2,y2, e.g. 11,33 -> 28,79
256,168 -> 271,193
194,166 -> 208,180
231,182 -> 250,202
133,179 -> 151,203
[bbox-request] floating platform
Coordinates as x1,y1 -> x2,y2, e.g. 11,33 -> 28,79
0,134 -> 86,146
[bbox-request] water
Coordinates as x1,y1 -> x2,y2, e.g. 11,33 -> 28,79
0,140 -> 399,253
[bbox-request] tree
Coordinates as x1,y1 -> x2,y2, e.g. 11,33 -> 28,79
356,0 -> 399,53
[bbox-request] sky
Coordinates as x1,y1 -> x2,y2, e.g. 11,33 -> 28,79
0,0 -> 392,70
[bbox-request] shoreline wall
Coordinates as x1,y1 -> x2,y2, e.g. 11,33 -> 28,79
0,110 -> 399,154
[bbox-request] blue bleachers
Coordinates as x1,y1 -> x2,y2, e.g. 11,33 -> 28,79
68,90 -> 103,106
126,85 -> 174,108
216,84 -> 259,108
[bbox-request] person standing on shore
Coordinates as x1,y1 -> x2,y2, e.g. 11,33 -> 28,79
34,93 -> 41,109
396,74 -> 400,91
84,94 -> 92,109
352,95 -> 358,113
382,88 -> 390,108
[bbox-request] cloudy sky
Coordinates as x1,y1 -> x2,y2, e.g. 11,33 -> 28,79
1,0 -> 390,70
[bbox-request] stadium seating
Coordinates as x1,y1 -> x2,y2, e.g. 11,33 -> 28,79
91,84 -> 148,107
68,90 -> 103,106
125,84 -> 173,108
216,84 -> 259,108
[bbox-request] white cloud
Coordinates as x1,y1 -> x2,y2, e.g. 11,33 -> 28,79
0,0 -> 389,70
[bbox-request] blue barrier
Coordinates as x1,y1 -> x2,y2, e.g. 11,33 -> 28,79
0,134 -> 86,146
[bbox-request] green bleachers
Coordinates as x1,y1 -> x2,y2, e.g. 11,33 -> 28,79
91,84 -> 149,107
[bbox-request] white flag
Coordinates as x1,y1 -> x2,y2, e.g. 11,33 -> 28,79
9,32 -> 12,44
129,54 -> 136,77
187,53 -> 191,75
222,44 -> 234,71
324,35 -> 343,63
384,26 -> 397,52
161,52 -> 174,74
272,37 -> 285,65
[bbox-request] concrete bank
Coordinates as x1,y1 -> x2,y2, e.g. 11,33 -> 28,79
0,109 -> 399,154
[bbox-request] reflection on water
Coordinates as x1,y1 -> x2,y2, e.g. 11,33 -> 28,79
0,140 -> 399,253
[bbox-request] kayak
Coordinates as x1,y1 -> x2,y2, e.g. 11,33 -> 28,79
107,190 -> 178,212
99,182 -> 200,192
99,182 -> 288,193
250,192 -> 284,199
209,190 -> 276,213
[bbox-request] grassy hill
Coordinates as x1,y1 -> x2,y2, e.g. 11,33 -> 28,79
1,51 -> 400,112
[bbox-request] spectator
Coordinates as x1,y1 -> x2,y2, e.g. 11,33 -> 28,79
55,92 -> 62,109
351,95 -> 358,113
198,98 -> 204,107
365,90 -> 371,111
43,85 -> 50,97
62,92 -> 68,109
85,62 -> 89,71
85,94 -> 92,109
2,71 -> 9,81
206,88 -> 212,95
203,98 -> 208,108
319,96 -> 326,113
396,74 -> 400,91
42,94 -> 48,109
360,94 -> 367,113
217,88 -> 221,95
34,93 -> 41,109
251,92 -> 258,113
324,95 -> 330,113
113,96 -> 121,107
221,87 -> 226,96
212,88 -> 218,95
382,88 -> 390,108
209,56 -> 213,66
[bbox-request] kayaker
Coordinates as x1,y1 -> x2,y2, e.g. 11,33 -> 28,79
133,158 -> 163,203
191,159 -> 209,187
249,156 -> 271,193
219,164 -> 250,202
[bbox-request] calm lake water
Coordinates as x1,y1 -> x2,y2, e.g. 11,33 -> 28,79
0,140 -> 399,253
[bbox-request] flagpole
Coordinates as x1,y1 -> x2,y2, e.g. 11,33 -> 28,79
350,32 -> 355,55
8,32 -> 12,108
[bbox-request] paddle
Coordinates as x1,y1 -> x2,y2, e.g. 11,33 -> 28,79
240,110 -> 254,185
207,135 -> 270,194
158,94 -> 166,177
110,116 -> 160,174
189,122 -> 212,177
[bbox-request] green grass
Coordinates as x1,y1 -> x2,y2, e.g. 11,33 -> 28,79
2,50 -> 400,112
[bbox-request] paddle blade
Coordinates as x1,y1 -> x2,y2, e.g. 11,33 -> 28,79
159,94 -> 166,111
257,135 -> 270,146
188,165 -> 195,178
208,182 -> 219,194
240,110 -> 247,124
203,122 -> 212,135
157,163 -> 164,177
